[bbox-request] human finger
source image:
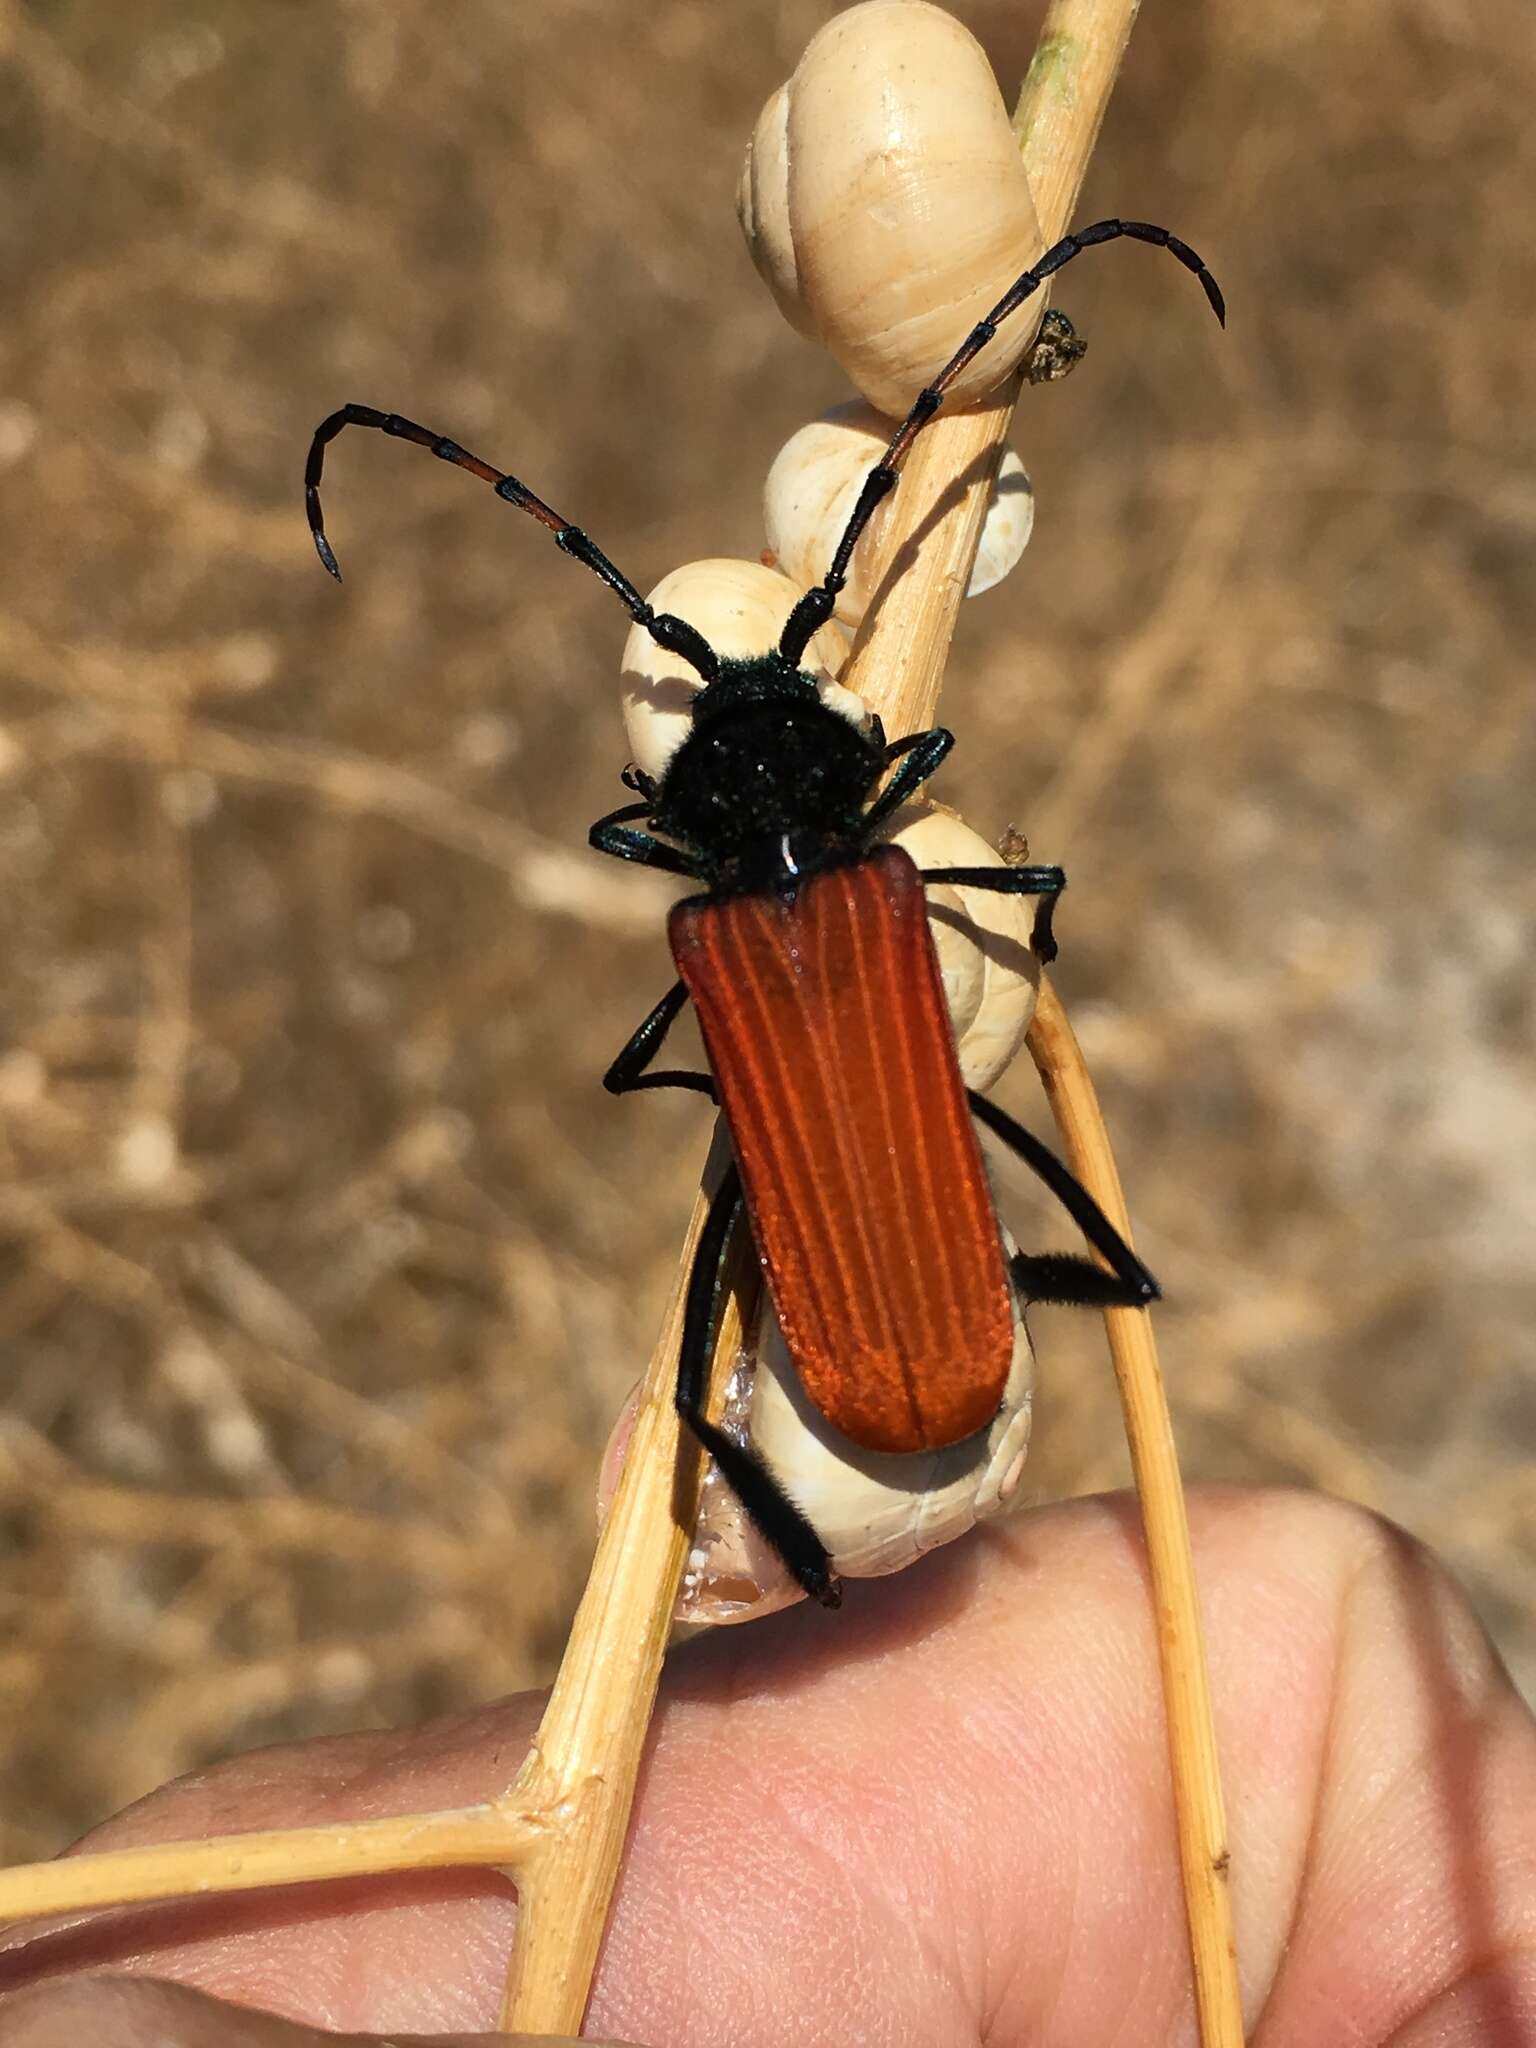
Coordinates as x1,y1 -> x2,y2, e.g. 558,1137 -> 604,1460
1,1490 -> 1532,2042
0,1971 -> 636,2046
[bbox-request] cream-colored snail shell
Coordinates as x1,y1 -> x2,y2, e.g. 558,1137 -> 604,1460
678,1230 -> 1033,1625
764,402 -> 1034,629
619,558 -> 852,782
738,0 -> 1045,417
889,805 -> 1041,1092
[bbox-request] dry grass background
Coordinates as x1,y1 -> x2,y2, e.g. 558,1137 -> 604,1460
0,0 -> 1532,1862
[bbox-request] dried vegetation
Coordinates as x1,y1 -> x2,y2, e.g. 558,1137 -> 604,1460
0,0 -> 1532,1858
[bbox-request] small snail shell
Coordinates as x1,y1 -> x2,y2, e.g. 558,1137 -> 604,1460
763,402 -> 1034,629
620,558 -> 852,782
678,1230 -> 1034,1625
738,0 -> 1044,416
889,806 -> 1041,1093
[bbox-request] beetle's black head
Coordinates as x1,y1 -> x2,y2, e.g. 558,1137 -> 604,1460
649,655 -> 884,889
686,653 -> 821,726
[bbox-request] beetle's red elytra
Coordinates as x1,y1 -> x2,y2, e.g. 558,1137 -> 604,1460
672,845 -> 1013,1456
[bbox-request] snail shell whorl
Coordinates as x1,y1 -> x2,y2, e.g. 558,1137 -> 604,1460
734,85 -> 817,344
739,0 -> 1044,417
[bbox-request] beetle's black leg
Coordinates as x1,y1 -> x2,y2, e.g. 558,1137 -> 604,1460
967,1091 -> 1160,1306
603,980 -> 717,1102
880,730 -> 924,765
861,727 -> 956,836
620,763 -> 660,801
306,405 -> 722,683
677,1164 -> 841,1607
589,825 -> 696,876
1008,1250 -> 1158,1309
588,805 -> 702,878
921,864 -> 1063,894
778,220 -> 1223,667
920,862 -> 1066,963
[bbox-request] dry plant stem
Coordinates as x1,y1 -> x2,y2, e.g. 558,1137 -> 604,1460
1013,0 -> 1141,233
0,1806 -> 536,1924
498,1131 -> 758,2032
1027,979 -> 1244,2048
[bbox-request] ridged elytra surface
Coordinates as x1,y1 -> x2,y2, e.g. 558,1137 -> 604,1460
670,845 -> 1013,1455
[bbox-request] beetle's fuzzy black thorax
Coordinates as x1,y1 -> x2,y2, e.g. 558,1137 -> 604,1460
650,659 -> 882,887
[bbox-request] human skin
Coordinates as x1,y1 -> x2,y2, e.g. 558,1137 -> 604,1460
1,1489 -> 1533,2045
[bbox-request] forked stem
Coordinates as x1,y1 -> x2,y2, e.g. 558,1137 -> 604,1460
500,1 -> 1170,2024
0,6 -> 1242,2045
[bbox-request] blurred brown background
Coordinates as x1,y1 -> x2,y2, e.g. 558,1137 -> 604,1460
1,0 -> 1532,1860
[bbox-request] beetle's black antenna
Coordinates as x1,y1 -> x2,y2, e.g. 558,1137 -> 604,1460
777,218 -> 1225,666
305,404 -> 722,683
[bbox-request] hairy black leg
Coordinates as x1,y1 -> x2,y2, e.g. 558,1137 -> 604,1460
921,864 -> 1063,893
620,763 -> 660,801
778,219 -> 1224,666
677,1165 -> 840,1607
305,404 -> 721,682
1010,1250 -> 1158,1309
968,1090 -> 1160,1305
860,727 -> 956,837
880,730 -> 928,767
602,980 -> 716,1101
588,804 -> 702,878
920,862 -> 1065,963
